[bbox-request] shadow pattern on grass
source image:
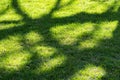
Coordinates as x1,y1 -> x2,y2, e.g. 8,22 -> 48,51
0,0 -> 120,80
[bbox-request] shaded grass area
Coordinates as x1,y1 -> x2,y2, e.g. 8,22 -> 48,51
0,0 -> 120,80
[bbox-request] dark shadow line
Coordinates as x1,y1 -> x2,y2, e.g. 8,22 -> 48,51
11,0 -> 31,21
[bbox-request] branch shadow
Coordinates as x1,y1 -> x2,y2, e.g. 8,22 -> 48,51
0,0 -> 120,80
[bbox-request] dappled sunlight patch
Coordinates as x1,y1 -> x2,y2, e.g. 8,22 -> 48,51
0,8 -> 23,21
53,0 -> 82,18
34,45 -> 56,58
25,31 -> 43,45
78,21 -> 118,49
71,65 -> 106,80
0,21 -> 24,30
112,1 -> 120,12
0,36 -> 23,54
34,55 -> 66,73
59,0 -> 74,6
94,21 -> 118,39
0,0 -> 10,13
79,40 -> 98,49
18,0 -> 56,19
53,0 -> 115,18
0,51 -> 31,70
51,23 -> 96,45
0,45 -> 6,55
79,0 -> 116,14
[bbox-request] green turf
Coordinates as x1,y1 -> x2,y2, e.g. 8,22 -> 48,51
0,0 -> 120,80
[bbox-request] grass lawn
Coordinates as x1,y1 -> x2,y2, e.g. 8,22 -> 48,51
0,0 -> 120,80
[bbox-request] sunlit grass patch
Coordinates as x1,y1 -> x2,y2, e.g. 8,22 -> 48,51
51,20 -> 118,49
53,0 -> 116,18
0,0 -> 10,13
34,46 -> 56,58
71,65 -> 106,80
0,22 -> 24,30
79,40 -> 97,49
51,23 -> 96,45
78,21 -> 118,49
0,9 -> 23,21
79,0 -> 116,13
0,36 -> 22,54
0,35 -> 30,70
34,55 -> 66,73
18,0 -> 56,19
0,51 -> 31,70
25,31 -> 43,45
93,21 -> 118,39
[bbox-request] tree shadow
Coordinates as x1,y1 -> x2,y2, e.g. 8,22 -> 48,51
0,0 -> 120,80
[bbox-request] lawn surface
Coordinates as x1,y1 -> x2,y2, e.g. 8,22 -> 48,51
0,0 -> 120,80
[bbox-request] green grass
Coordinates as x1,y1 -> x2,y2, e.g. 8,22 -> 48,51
0,0 -> 120,80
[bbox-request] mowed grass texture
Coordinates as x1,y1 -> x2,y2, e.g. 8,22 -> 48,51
0,0 -> 120,80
